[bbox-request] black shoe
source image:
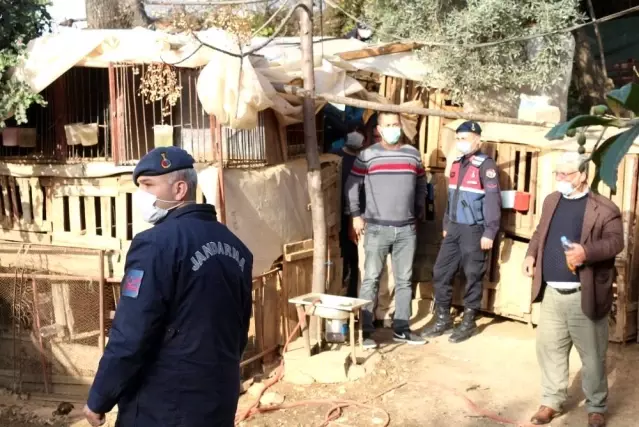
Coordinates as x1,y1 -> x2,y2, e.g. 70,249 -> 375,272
449,308 -> 478,344
362,332 -> 378,349
393,330 -> 427,345
421,304 -> 454,338
373,319 -> 384,329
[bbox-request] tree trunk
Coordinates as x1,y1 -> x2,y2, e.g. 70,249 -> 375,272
86,0 -> 152,29
299,0 -> 328,295
570,28 -> 613,109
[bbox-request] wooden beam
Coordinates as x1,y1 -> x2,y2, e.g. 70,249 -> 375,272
272,83 -> 553,127
337,42 -> 421,61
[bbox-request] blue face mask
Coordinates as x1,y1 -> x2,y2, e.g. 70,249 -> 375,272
380,127 -> 402,145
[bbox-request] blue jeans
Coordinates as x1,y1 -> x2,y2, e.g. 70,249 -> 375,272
360,223 -> 417,333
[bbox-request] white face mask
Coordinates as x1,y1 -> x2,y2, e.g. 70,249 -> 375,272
456,140 -> 472,154
380,127 -> 402,145
556,181 -> 575,197
133,190 -> 181,224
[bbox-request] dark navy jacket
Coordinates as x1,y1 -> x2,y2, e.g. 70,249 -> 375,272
444,152 -> 502,240
87,204 -> 253,427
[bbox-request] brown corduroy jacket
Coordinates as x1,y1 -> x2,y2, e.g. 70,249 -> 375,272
526,191 -> 624,320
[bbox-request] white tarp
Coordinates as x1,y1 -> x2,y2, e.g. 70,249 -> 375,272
11,28 -> 433,129
198,154 -> 341,274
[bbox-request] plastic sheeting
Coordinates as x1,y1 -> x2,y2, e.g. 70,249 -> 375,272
11,28 -> 433,129
198,154 -> 341,274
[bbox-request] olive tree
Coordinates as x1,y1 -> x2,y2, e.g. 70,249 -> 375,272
365,0 -> 584,105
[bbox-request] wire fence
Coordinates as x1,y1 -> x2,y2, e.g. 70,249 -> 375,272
0,240 -> 287,393
0,244 -> 106,394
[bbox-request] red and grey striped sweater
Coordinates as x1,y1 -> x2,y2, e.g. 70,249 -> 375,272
345,143 -> 427,227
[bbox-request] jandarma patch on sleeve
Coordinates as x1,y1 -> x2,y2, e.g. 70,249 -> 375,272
122,269 -> 144,298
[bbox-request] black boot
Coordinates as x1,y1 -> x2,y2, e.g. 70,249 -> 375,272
449,308 -> 478,343
421,305 -> 454,338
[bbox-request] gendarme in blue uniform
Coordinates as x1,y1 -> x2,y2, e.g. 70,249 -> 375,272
424,121 -> 502,344
87,147 -> 253,427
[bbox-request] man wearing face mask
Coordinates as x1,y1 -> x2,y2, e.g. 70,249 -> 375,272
422,121 -> 501,343
83,147 -> 253,427
523,152 -> 622,427
346,111 -> 428,348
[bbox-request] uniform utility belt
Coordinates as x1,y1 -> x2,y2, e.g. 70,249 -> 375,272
553,286 -> 581,295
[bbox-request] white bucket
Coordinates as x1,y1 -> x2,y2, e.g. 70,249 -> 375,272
501,190 -> 516,209
153,125 -> 174,148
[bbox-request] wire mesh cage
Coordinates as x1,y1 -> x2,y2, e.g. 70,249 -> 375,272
0,244 -> 108,393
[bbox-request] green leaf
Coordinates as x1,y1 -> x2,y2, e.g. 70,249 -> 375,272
591,104 -> 609,116
591,125 -> 639,193
545,115 -> 616,141
606,83 -> 639,116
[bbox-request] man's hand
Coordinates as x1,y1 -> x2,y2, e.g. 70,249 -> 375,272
443,230 -> 447,238
522,256 -> 535,278
352,216 -> 366,238
348,223 -> 358,244
83,405 -> 105,427
480,237 -> 493,251
565,243 -> 586,267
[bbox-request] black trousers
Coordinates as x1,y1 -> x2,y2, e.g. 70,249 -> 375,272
340,225 -> 359,298
433,222 -> 488,310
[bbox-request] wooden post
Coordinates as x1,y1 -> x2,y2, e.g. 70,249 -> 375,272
108,64 -> 119,164
31,278 -> 50,394
99,250 -> 106,352
211,114 -> 226,224
299,0 -> 327,295
295,305 -> 311,357
349,311 -> 356,365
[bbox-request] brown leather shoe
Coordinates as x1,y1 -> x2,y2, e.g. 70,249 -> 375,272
588,412 -> 606,427
530,405 -> 560,425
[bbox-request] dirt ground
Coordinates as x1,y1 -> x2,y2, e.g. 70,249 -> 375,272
2,315 -> 639,427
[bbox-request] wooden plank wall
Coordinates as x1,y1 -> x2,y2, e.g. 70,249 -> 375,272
248,269 -> 282,367
371,76 -> 639,342
483,142 -> 540,239
0,176 -> 52,243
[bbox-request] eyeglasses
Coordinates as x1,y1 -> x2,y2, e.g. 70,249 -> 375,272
553,171 -> 578,180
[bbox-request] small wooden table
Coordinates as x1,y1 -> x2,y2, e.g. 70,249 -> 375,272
288,293 -> 371,365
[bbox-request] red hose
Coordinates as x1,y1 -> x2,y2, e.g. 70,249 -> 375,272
235,304 -> 535,427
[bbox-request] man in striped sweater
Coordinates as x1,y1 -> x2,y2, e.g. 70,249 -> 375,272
346,111 -> 428,348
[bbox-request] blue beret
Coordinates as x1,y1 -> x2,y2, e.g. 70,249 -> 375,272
133,146 -> 195,185
456,121 -> 482,135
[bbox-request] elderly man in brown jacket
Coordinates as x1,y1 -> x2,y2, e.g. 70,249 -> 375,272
522,152 -> 623,427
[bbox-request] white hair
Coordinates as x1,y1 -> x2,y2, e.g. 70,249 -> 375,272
557,151 -> 590,175
167,168 -> 198,201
